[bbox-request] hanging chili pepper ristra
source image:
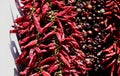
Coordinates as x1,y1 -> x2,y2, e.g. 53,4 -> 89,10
10,0 -> 120,76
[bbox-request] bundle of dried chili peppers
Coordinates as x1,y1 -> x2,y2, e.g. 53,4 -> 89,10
10,0 -> 120,76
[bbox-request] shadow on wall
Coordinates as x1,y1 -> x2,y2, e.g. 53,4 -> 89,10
9,34 -> 23,76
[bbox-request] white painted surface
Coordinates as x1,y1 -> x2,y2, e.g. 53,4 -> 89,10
0,0 -> 21,76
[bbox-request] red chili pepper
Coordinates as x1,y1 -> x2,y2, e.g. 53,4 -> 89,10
39,44 -> 47,49
38,56 -> 56,66
19,22 -> 30,29
103,33 -> 110,42
33,13 -> 42,33
106,1 -> 114,7
19,34 -> 35,45
56,32 -> 62,44
41,0 -> 45,7
102,45 -> 113,52
42,3 -> 49,16
77,64 -> 91,71
42,31 -> 55,40
29,25 -> 35,31
22,40 -> 37,49
117,64 -> 120,76
18,28 -> 29,35
60,50 -> 71,63
56,18 -> 64,34
105,52 -> 116,57
20,67 -> 30,76
63,15 -> 75,20
22,3 -> 32,9
39,43 -> 55,49
28,53 -> 36,67
51,1 -> 64,9
110,64 -> 115,76
47,43 -> 55,48
105,59 -> 116,70
104,11 -> 112,15
27,48 -> 37,67
114,14 -> 120,20
104,18 -> 108,27
21,0 -> 32,4
16,51 -> 27,64
41,70 -> 51,76
105,24 -> 112,30
101,57 -> 112,64
41,65 -> 50,69
57,6 -> 73,16
14,16 -> 29,23
74,48 -> 86,59
48,64 -> 59,73
49,46 -> 56,51
58,52 -> 70,68
42,22 -> 54,33
30,72 -> 40,76
67,21 -> 81,34
35,8 -> 41,14
73,73 -> 79,76
10,29 -> 18,33
62,45 -> 70,53
72,33 -> 84,41
63,37 -> 75,42
71,41 -> 80,48
35,47 -> 47,54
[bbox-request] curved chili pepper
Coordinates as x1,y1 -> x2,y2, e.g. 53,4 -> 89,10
57,6 -> 73,16
16,51 -> 27,64
60,50 -> 71,63
41,70 -> 51,76
58,52 -> 70,68
19,34 -> 35,45
22,39 -> 37,49
20,67 -> 30,76
33,13 -> 42,33
104,59 -> 116,70
42,31 -> 55,40
30,72 -> 40,76
35,47 -> 47,54
48,64 -> 59,73
38,56 -> 56,66
110,64 -> 115,76
42,22 -> 54,33
55,31 -> 62,44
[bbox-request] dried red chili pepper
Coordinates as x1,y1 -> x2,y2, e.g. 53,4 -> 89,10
19,34 -> 35,45
58,52 -> 70,68
16,50 -> 27,64
20,67 -> 30,76
38,56 -> 56,66
55,31 -> 62,44
48,64 -> 59,74
104,59 -> 116,70
33,13 -> 42,33
42,31 -> 55,40
21,39 -> 37,49
103,33 -> 110,42
60,50 -> 71,63
30,72 -> 40,76
42,22 -> 54,33
41,70 -> 51,76
110,64 -> 115,76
